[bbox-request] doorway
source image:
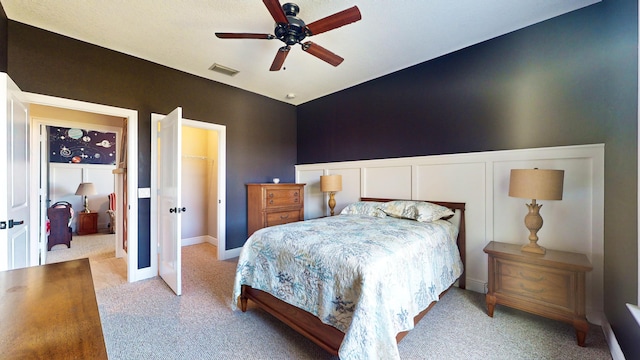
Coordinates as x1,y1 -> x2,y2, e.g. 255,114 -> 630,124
24,92 -> 141,282
31,105 -> 123,274
150,113 -> 227,294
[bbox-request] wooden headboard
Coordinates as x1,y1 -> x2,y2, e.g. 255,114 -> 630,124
360,198 -> 466,289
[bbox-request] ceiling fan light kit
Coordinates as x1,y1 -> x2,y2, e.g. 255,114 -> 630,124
215,1 -> 362,71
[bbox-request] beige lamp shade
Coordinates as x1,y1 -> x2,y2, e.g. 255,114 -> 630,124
320,175 -> 342,193
75,182 -> 97,196
75,182 -> 97,213
509,169 -> 564,200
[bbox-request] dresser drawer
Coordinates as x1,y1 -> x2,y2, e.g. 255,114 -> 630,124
247,183 -> 305,236
495,259 -> 574,309
266,210 -> 301,227
265,189 -> 302,208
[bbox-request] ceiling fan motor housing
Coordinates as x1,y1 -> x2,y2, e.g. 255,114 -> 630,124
274,3 -> 307,45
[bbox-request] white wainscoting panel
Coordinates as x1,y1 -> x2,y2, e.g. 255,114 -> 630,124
363,165 -> 412,200
298,169 -> 324,219
295,144 -> 604,323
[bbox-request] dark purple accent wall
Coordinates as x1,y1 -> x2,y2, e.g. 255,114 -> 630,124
7,21 -> 297,266
0,2 -> 7,72
298,1 -> 639,357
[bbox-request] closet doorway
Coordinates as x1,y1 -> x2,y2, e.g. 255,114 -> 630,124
150,113 -> 227,294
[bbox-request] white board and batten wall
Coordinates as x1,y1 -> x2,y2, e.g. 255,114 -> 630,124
49,163 -> 115,232
295,144 -> 604,325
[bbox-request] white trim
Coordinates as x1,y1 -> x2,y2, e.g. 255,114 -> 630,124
24,92 -> 140,282
181,235 -> 217,247
602,314 -> 626,360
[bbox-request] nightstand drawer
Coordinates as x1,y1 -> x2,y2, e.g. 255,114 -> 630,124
265,189 -> 301,208
496,259 -> 573,309
266,210 -> 301,227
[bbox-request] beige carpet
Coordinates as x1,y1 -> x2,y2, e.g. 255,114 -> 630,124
47,232 -> 127,291
95,243 -> 612,360
46,232 -> 116,263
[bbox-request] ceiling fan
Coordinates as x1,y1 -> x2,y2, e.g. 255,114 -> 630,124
215,1 -> 362,71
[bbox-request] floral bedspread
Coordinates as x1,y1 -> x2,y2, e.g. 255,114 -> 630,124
232,214 -> 463,360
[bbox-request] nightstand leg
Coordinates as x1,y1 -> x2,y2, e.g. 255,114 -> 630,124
573,319 -> 589,347
486,293 -> 496,317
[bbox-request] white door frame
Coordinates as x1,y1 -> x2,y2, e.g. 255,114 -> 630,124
32,118 -> 122,265
150,114 -> 227,277
24,92 -> 143,282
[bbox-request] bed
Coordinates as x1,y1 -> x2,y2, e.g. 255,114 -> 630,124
232,198 -> 466,359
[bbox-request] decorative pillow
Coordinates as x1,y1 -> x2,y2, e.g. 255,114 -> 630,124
340,201 -> 387,218
378,200 -> 454,222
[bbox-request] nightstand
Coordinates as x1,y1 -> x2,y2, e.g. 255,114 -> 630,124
484,241 -> 592,346
77,212 -> 98,235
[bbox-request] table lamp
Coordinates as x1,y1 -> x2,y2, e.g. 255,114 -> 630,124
508,168 -> 564,254
75,182 -> 97,213
320,175 -> 342,216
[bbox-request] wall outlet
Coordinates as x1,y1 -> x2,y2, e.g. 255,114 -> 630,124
138,188 -> 151,198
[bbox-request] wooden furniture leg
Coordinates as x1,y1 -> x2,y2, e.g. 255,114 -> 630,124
486,293 -> 496,317
574,319 -> 589,347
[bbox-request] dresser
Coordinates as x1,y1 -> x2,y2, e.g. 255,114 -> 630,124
77,211 -> 98,235
247,183 -> 305,236
484,241 -> 593,346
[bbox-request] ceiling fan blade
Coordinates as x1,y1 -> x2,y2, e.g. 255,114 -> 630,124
301,42 -> 344,67
270,46 -> 290,71
263,0 -> 288,24
215,33 -> 274,39
305,6 -> 362,36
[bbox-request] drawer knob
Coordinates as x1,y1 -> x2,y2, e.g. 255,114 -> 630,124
269,200 -> 273,204
294,198 -> 299,203
269,193 -> 274,198
518,271 -> 545,282
294,192 -> 298,196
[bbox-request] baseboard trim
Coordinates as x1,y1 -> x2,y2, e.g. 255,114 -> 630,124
223,247 -> 242,260
465,277 -> 486,294
182,235 -> 217,247
601,315 -> 626,360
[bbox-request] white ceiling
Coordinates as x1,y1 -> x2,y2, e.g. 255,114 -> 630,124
2,0 -> 599,105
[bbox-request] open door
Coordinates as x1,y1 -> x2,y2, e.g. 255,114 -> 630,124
38,124 -> 49,265
157,107 -> 183,295
0,73 -> 30,270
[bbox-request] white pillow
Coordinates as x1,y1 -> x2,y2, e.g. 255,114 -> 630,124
340,201 -> 387,218
378,200 -> 454,222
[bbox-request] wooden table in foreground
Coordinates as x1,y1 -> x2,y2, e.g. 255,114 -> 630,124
0,258 -> 107,359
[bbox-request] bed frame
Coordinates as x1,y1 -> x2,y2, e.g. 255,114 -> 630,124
239,198 -> 466,356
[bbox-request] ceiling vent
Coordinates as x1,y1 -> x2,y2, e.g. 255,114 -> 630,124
208,63 -> 239,77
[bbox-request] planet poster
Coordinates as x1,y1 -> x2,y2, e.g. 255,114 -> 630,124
49,126 -> 117,165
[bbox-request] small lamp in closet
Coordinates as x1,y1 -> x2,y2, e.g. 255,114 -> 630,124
508,168 -> 564,255
320,175 -> 342,216
75,182 -> 97,213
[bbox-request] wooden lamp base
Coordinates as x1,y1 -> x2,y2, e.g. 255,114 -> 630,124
521,199 -> 546,255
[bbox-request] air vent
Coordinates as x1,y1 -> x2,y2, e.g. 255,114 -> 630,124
208,63 -> 239,77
